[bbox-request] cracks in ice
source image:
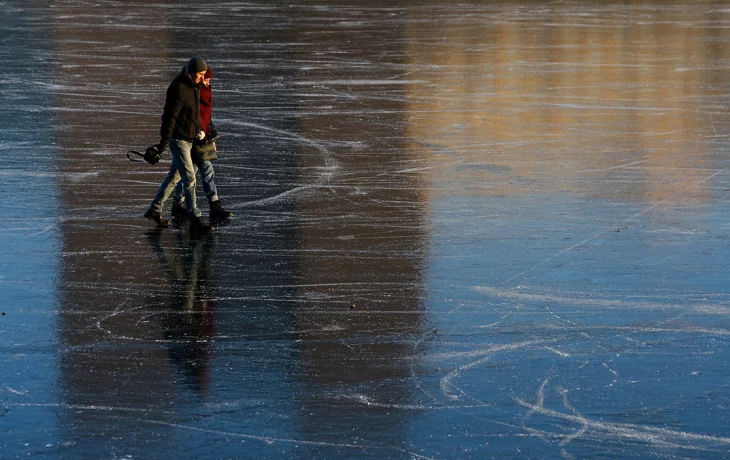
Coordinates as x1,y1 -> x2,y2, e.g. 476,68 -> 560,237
8,400 -> 442,458
117,415 -> 437,460
363,293 -> 730,456
515,377 -> 730,454
501,167 -> 729,286
5,386 -> 28,396
342,393 -> 494,412
473,285 -> 730,316
438,340 -> 559,402
600,360 -> 619,388
223,120 -> 338,208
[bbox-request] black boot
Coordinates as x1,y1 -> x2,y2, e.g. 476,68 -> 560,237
144,209 -> 170,228
210,200 -> 233,221
189,214 -> 214,233
171,200 -> 187,220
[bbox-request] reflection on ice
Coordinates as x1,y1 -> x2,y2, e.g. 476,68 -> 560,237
2,0 -> 730,458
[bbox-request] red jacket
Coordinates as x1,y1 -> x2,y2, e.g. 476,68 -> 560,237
199,84 -> 213,135
199,66 -> 214,136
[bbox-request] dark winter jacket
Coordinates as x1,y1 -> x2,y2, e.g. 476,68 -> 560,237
159,68 -> 201,147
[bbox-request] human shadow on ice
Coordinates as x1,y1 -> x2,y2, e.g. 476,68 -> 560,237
147,226 -> 216,394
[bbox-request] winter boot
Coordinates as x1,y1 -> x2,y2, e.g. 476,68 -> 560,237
144,209 -> 170,228
171,200 -> 187,220
189,214 -> 214,234
209,200 -> 233,222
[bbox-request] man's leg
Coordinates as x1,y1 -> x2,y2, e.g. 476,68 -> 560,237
171,164 -> 198,219
170,140 -> 213,232
172,179 -> 184,203
170,139 -> 200,216
145,162 -> 181,227
149,164 -> 181,214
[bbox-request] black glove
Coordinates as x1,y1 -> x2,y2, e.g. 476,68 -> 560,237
208,122 -> 218,140
157,141 -> 167,153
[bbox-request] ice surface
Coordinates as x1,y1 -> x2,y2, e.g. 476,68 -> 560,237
2,1 -> 730,458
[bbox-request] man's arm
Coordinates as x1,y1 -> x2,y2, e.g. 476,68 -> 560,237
158,83 -> 184,151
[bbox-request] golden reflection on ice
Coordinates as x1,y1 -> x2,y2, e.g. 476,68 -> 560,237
404,4 -> 730,205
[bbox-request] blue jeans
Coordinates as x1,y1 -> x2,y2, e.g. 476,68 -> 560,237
149,139 -> 201,217
173,160 -> 219,204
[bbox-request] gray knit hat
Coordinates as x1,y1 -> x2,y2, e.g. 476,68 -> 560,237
186,57 -> 207,74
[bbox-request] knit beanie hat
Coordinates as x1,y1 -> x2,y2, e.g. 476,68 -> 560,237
186,57 -> 207,74
204,66 -> 213,79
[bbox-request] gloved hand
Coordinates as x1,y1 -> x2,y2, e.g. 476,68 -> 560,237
157,141 -> 167,153
208,122 -> 218,139
144,144 -> 163,165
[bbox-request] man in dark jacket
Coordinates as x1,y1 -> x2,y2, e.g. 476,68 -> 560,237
144,56 -> 213,232
170,65 -> 233,224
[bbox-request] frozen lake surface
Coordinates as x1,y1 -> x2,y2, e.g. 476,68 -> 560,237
3,1 -> 730,458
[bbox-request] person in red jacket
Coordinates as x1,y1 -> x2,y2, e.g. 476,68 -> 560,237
171,65 -> 233,223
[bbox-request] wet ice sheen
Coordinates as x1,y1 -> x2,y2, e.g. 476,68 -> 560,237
2,1 -> 730,458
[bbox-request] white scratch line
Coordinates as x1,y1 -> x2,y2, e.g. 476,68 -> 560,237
576,159 -> 648,173
344,394 -> 492,411
439,340 -> 556,400
543,346 -> 570,358
225,120 -> 337,208
27,225 -> 56,237
5,387 -> 28,396
516,377 -> 730,451
557,386 -> 589,447
131,417 -> 436,459
474,286 -> 730,313
502,167 -> 728,285
9,401 -> 434,458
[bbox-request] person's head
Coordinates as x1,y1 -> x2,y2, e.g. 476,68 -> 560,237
202,66 -> 213,87
186,57 -> 207,84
